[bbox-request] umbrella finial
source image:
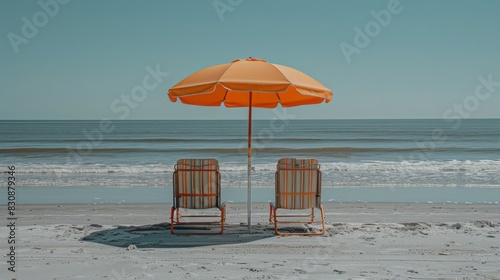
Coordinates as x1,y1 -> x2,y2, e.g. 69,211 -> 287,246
246,57 -> 267,62
232,57 -> 267,63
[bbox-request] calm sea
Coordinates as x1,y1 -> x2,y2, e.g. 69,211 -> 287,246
1,119 -> 499,191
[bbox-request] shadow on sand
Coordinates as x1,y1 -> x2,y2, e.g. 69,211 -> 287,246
82,223 -> 279,248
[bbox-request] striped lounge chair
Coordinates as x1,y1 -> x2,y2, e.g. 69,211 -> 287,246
269,158 -> 326,236
170,159 -> 226,234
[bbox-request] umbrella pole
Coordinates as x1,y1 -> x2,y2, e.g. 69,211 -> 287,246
247,91 -> 253,230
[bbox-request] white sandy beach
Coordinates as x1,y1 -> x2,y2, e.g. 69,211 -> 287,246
3,202 -> 500,280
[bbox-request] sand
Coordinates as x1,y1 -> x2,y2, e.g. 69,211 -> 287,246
2,202 -> 500,279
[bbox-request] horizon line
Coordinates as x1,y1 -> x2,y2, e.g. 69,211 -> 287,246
1,117 -> 500,121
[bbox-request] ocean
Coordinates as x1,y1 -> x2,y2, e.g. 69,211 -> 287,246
1,119 -> 500,204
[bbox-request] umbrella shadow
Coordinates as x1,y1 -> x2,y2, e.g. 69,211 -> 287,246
81,223 -> 277,248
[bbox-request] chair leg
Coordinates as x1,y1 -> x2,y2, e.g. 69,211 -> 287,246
273,206 -> 280,235
219,204 -> 226,234
170,207 -> 176,234
269,203 -> 280,235
269,203 -> 273,223
318,205 -> 326,235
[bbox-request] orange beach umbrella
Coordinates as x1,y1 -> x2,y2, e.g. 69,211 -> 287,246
168,57 -> 332,228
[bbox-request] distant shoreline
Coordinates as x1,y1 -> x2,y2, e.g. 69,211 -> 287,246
2,118 -> 500,121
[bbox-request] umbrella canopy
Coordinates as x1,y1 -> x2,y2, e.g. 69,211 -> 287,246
168,57 -> 332,229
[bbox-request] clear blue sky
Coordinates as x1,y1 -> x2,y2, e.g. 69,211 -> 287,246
2,0 -> 499,120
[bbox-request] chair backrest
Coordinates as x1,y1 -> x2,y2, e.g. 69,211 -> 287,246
275,158 -> 321,209
173,159 -> 221,209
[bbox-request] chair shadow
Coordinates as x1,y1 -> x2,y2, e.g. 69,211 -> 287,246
81,223 -> 278,248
